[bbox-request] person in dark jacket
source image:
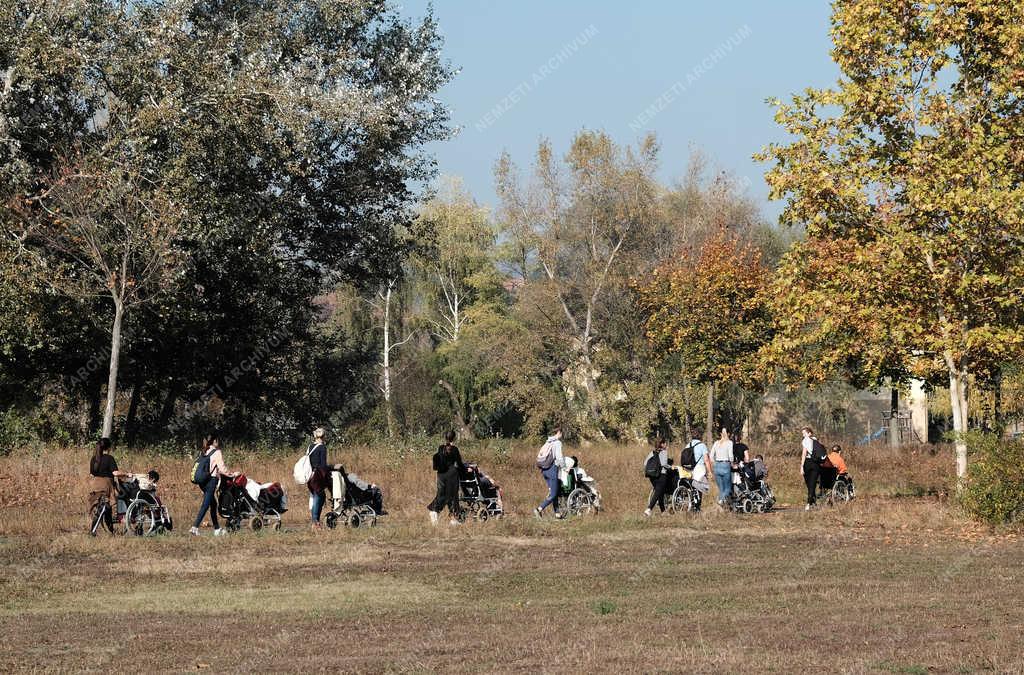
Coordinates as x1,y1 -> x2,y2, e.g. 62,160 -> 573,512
87,437 -> 128,531
428,430 -> 464,526
306,427 -> 331,529
643,438 -> 671,516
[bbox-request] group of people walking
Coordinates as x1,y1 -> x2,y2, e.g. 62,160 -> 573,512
87,424 -> 854,532
642,426 -> 765,514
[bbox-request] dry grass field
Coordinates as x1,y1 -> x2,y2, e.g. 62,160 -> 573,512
1,441 -> 1022,673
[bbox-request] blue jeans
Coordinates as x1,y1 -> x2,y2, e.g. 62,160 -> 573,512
713,461 -> 733,503
311,490 -> 325,523
538,464 -> 560,512
192,478 -> 220,529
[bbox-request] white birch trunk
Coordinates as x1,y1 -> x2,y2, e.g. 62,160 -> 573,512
101,298 -> 124,439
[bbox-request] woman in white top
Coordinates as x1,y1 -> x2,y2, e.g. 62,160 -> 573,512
710,427 -> 735,507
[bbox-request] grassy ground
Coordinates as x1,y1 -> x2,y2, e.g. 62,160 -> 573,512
1,442 -> 1021,673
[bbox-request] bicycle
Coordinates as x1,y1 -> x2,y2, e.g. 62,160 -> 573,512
89,492 -> 115,535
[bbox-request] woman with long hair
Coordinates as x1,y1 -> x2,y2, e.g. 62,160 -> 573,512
710,426 -> 735,508
88,437 -> 127,531
427,430 -> 464,525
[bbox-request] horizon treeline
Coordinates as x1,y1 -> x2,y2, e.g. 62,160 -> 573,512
3,1 -> 1024,473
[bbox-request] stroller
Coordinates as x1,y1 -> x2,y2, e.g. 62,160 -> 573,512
559,456 -> 602,517
458,462 -> 505,522
733,462 -> 776,513
217,474 -> 286,532
118,472 -> 173,536
325,469 -> 384,529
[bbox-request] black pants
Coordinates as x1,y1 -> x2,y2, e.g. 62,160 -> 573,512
648,474 -> 669,511
803,461 -> 820,505
819,466 -> 838,491
428,467 -> 460,514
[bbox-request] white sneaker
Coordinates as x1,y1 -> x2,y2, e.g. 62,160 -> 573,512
213,528 -> 227,536
449,518 -> 460,526
805,504 -> 811,511
533,507 -> 543,519
189,526 -> 200,536
643,508 -> 652,517
429,510 -> 439,526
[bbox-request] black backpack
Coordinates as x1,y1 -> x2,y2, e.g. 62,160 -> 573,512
680,441 -> 697,470
190,450 -> 211,485
644,452 -> 662,479
810,438 -> 828,463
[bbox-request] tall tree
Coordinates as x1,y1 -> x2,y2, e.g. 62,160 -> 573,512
758,0 -> 1024,478
1,0 -> 454,442
12,161 -> 181,437
635,229 -> 772,440
495,130 -> 659,436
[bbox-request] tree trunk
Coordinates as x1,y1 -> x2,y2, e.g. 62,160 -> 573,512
157,380 -> 180,431
889,387 -> 900,449
438,379 -> 474,440
382,284 -> 395,438
101,299 -> 124,439
579,348 -> 603,431
993,369 -> 1005,437
947,365 -> 969,479
705,382 -> 715,445
680,369 -> 692,441
123,374 -> 141,447
87,382 -> 102,438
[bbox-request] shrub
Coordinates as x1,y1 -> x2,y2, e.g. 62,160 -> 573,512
958,432 -> 1024,527
0,408 -> 35,455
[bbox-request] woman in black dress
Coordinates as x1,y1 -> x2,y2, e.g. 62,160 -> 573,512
427,430 -> 464,526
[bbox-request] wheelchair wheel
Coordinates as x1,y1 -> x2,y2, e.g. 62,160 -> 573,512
249,516 -> 264,532
668,486 -> 693,514
226,516 -> 242,532
566,488 -> 594,517
325,512 -> 339,530
124,499 -> 157,537
833,481 -> 850,503
356,505 -> 378,528
476,505 -> 490,522
740,498 -> 753,514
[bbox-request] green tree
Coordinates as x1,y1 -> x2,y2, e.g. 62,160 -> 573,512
495,130 -> 660,437
1,0 -> 454,442
758,0 -> 1024,477
635,229 -> 772,441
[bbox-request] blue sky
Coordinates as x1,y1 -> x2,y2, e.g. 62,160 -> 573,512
396,1 -> 840,222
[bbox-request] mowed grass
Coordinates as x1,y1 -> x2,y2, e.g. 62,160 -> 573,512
1,444 -> 1021,673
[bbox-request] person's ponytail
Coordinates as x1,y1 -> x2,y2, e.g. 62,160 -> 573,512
91,438 -> 111,474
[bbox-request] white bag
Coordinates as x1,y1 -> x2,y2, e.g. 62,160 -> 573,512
292,444 -> 316,485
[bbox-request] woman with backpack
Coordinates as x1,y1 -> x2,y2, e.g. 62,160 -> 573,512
533,428 -> 564,519
643,438 -> 670,516
800,426 -> 825,510
189,435 -> 235,536
428,431 -> 464,526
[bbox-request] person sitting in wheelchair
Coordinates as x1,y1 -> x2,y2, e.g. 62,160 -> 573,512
819,444 -> 853,494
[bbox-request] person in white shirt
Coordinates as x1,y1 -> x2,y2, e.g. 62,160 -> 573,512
685,428 -> 713,511
800,426 -> 821,510
710,427 -> 735,507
